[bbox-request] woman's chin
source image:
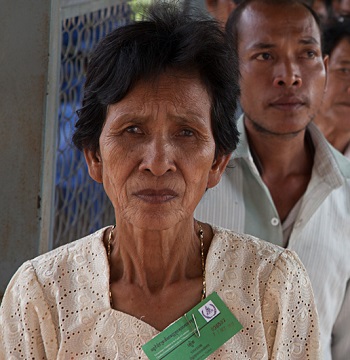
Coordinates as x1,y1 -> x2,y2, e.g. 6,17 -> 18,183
124,210 -> 190,231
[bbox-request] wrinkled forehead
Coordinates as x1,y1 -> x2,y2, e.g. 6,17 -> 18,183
238,2 -> 321,46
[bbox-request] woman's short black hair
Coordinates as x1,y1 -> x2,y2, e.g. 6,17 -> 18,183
73,1 -> 240,157
322,18 -> 350,55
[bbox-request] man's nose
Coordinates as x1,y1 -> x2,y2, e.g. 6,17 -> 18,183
273,59 -> 302,88
138,135 -> 176,176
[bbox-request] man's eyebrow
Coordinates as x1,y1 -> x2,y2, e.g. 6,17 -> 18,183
247,42 -> 276,51
338,60 -> 350,65
247,37 -> 320,50
299,37 -> 320,46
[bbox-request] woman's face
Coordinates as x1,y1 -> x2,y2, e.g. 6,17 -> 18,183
84,71 -> 230,230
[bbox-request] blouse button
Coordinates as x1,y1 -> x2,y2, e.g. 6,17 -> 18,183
271,217 -> 279,226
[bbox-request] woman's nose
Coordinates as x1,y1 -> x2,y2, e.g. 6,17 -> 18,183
138,136 -> 176,176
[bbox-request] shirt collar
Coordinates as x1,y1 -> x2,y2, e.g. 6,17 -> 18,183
230,114 -> 350,187
230,114 -> 250,161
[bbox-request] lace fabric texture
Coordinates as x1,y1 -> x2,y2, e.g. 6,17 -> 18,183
0,226 -> 321,359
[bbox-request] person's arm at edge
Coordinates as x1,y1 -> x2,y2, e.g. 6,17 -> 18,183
331,279 -> 350,360
0,262 -> 58,359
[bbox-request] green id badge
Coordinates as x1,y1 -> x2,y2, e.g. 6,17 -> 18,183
142,292 -> 243,360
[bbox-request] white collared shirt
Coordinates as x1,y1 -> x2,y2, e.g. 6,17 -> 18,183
196,115 -> 350,360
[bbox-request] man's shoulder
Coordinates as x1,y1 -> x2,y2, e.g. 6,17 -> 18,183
327,144 -> 350,179
308,122 -> 350,179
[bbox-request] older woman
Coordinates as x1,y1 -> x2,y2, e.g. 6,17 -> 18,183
0,2 -> 321,359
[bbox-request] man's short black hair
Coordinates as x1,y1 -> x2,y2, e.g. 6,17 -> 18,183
322,18 -> 350,55
73,1 -> 240,157
226,0 -> 322,53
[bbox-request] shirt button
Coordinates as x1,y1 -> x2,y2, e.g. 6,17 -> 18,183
271,217 -> 279,226
295,219 -> 303,227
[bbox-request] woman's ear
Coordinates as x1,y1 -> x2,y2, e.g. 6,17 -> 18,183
207,153 -> 231,189
83,148 -> 103,183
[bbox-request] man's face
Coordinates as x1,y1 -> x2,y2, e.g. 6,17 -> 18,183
238,2 -> 327,137
321,37 -> 350,130
335,0 -> 350,17
206,0 -> 237,27
312,0 -> 329,24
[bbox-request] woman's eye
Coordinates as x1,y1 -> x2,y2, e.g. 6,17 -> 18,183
256,53 -> 272,61
125,126 -> 142,134
179,129 -> 194,137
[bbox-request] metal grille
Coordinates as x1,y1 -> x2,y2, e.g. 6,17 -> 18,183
54,2 -> 133,248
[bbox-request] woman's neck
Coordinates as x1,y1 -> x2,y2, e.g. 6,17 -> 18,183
106,220 -> 205,293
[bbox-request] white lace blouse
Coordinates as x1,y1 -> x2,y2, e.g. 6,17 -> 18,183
0,226 -> 321,359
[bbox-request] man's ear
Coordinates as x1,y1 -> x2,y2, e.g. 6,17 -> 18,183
206,0 -> 236,26
206,0 -> 219,16
83,148 -> 103,183
323,54 -> 329,91
207,153 -> 231,189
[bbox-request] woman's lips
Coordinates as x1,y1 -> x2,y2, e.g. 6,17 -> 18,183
133,189 -> 178,203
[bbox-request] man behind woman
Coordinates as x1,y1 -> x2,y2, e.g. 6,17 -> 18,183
199,0 -> 350,359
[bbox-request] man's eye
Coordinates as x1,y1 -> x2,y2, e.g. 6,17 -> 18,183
306,50 -> 316,59
256,53 -> 272,60
339,68 -> 350,75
